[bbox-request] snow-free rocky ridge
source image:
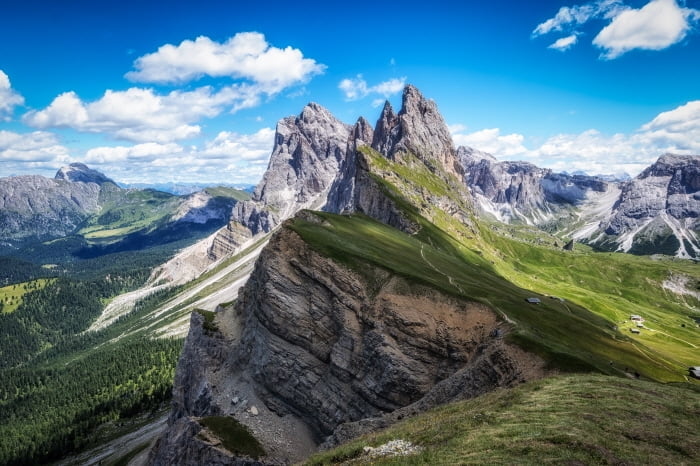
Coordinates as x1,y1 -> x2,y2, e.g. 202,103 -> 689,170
148,86 -> 549,465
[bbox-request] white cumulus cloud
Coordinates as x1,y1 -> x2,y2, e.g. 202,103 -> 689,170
0,70 -> 25,120
450,99 -> 700,176
0,130 -> 71,176
451,127 -> 527,157
126,32 -> 325,93
594,0 -> 700,59
77,127 -> 276,184
85,142 -> 184,164
22,85 -> 262,143
637,100 -> 700,151
549,34 -> 579,50
533,0 -> 625,36
339,75 -> 406,101
201,127 -> 274,161
533,0 -> 699,57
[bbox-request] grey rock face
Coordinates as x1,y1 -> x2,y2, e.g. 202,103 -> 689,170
459,146 -> 608,224
373,85 -> 462,180
209,103 -> 351,259
594,154 -> 700,257
153,220 -> 545,464
324,117 -> 375,214
54,162 -> 115,185
0,175 -> 102,247
372,101 -> 399,157
253,103 -> 351,213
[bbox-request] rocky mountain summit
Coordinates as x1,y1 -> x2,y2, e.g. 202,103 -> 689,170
0,164 -> 242,253
372,85 -> 462,180
54,162 -> 115,185
460,148 -> 700,258
207,84 -> 464,260
208,103 -> 352,260
589,153 -> 700,257
459,146 -> 609,224
0,171 -> 103,248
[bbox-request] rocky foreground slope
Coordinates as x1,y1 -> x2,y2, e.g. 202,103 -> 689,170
149,215 -> 547,465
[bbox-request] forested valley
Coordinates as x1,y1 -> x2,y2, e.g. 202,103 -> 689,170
0,252 -> 184,465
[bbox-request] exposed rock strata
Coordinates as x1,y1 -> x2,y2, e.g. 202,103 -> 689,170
151,221 -> 547,464
208,103 -> 351,260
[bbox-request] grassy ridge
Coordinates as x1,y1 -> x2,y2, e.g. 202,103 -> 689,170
289,147 -> 699,382
290,212 -> 681,380
306,374 -> 700,465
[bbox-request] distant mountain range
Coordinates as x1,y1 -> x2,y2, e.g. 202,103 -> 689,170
0,162 -> 249,255
461,149 -> 700,258
118,181 -> 255,196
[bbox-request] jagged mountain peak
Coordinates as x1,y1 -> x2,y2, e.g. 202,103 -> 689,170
372,85 -> 461,180
372,100 -> 399,156
299,101 -> 336,123
55,162 -> 115,185
639,153 -> 700,179
350,116 -> 374,147
457,145 -> 498,164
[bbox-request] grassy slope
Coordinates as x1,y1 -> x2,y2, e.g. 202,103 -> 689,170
306,374 -> 700,465
203,186 -> 252,202
290,147 -> 700,382
78,187 -> 180,240
0,278 -> 53,313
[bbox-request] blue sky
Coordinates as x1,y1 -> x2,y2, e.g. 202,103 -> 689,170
1,0 -> 699,184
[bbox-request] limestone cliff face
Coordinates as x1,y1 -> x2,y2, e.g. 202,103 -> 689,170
0,174 -> 102,247
592,153 -> 700,257
459,146 -> 608,225
208,103 -> 351,260
373,85 -> 462,181
151,218 -> 546,464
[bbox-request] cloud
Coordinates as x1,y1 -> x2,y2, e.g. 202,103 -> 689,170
594,0 -> 700,59
200,127 -> 274,161
549,34 -> 579,50
77,127 -> 275,184
451,127 -> 527,157
638,100 -> 700,151
22,85 -> 262,143
126,32 -> 325,93
533,0 -> 699,57
0,70 -> 25,120
451,100 -> 700,176
84,142 -> 183,163
532,0 -> 625,37
0,130 -> 71,175
338,75 -> 406,101
23,33 -> 323,144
